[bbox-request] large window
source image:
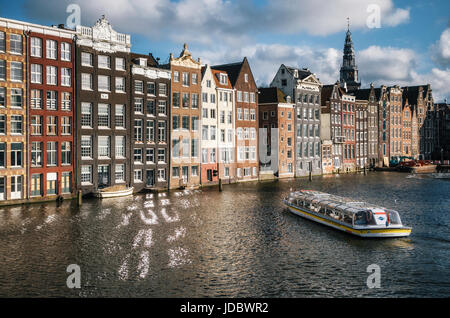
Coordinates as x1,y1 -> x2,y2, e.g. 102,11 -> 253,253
81,103 -> 92,127
146,120 -> 154,142
98,136 -> 110,158
31,174 -> 42,196
46,65 -> 57,85
134,119 -> 143,142
46,39 -> 57,59
115,77 -> 125,92
98,104 -> 110,128
158,83 -> 167,96
46,116 -> 57,135
11,143 -> 23,167
30,90 -> 42,109
98,55 -> 111,69
62,92 -> 71,111
82,73 -> 92,90
61,172 -> 72,194
134,98 -> 143,113
46,91 -> 57,110
61,68 -> 71,86
31,115 -> 42,135
81,136 -> 92,159
10,88 -> 23,108
0,115 -> 5,134
10,34 -> 22,54
31,142 -> 42,167
0,32 -> 5,52
147,82 -> 155,95
0,60 -> 5,80
31,64 -> 42,84
11,62 -> 23,81
81,52 -> 93,66
115,164 -> 125,182
81,165 -> 92,184
61,42 -> 71,61
158,121 -> 166,143
98,75 -> 110,91
115,104 -> 125,128
115,57 -> 125,71
0,143 -> 5,167
11,115 -> 22,134
61,116 -> 71,135
115,136 -> 125,158
61,141 -> 71,165
158,100 -> 166,115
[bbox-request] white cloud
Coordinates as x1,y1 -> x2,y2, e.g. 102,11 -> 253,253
431,28 -> 450,68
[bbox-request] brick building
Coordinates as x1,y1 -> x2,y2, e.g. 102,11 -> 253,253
27,24 -> 76,199
213,58 -> 259,182
258,87 -> 295,179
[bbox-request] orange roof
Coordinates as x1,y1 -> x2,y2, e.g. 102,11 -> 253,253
211,68 -> 232,89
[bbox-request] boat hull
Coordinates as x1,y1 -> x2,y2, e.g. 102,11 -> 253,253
93,187 -> 134,198
285,203 -> 411,238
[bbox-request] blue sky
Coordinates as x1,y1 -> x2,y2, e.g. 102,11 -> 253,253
0,0 -> 449,101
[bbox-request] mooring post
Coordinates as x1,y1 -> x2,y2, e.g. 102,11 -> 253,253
219,178 -> 223,191
77,190 -> 82,206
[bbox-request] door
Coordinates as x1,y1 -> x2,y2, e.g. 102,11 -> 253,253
182,166 -> 189,184
146,169 -> 155,187
10,175 -> 22,199
207,169 -> 212,182
98,165 -> 110,188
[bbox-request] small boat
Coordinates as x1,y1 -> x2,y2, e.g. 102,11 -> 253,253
93,185 -> 134,198
283,190 -> 412,238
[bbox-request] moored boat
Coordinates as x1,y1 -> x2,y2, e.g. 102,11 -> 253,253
283,190 -> 412,238
93,185 -> 134,198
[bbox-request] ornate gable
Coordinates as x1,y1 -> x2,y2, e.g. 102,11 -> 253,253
170,43 -> 202,69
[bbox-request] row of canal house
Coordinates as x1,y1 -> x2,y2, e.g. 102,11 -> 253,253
0,15 -> 441,204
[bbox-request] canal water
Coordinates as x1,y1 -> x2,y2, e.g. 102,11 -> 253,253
0,172 -> 449,297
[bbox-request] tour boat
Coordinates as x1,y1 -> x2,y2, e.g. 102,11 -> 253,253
93,185 -> 134,198
283,190 -> 412,238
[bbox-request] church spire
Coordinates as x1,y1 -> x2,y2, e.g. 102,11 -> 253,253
340,18 -> 360,91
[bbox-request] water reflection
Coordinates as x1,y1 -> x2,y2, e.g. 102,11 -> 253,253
0,172 -> 449,297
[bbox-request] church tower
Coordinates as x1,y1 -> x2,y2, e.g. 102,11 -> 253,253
340,19 -> 361,91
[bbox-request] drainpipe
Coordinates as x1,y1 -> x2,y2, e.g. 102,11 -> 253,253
25,30 -> 30,200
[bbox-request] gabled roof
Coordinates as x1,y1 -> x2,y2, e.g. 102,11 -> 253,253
352,88 -> 371,101
258,87 -> 290,104
320,85 -> 335,106
130,52 -> 158,67
283,64 -> 312,80
212,60 -> 245,87
211,68 -> 232,89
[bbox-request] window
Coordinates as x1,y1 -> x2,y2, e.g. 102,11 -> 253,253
61,42 -> 71,61
146,120 -> 155,142
61,172 -> 72,194
11,62 -> 23,81
11,115 -> 22,135
172,115 -> 180,130
61,68 -> 71,86
115,77 -> 125,92
146,148 -> 155,163
46,116 -> 57,135
174,71 -> 179,82
81,52 -> 93,66
172,92 -> 180,108
147,82 -> 156,95
31,89 -> 42,109
31,174 -> 42,196
158,100 -> 167,115
134,148 -> 143,163
0,60 -> 5,80
98,75 -> 110,91
192,93 -> 199,108
159,83 -> 167,96
134,98 -> 143,113
192,73 -> 198,85
192,116 -> 199,131
98,55 -> 111,69
0,32 -> 4,52
115,136 -> 126,158
158,121 -> 166,142
210,126 -> 216,141
182,140 -> 189,157
115,164 -> 125,182
115,57 -> 125,71
98,104 -> 110,128
147,100 -> 155,115
182,72 -> 189,86
31,115 -> 42,135
81,165 -> 92,184
82,73 -> 93,90
10,34 -> 23,54
31,142 -> 42,167
81,136 -> 92,158
10,143 -> 22,167
61,141 -> 71,165
31,64 -> 42,84
98,136 -> 110,158
46,91 -> 57,110
182,93 -> 189,108
46,142 -> 57,166
81,103 -> 92,127
134,119 -> 143,142
46,39 -> 57,59
134,169 -> 143,182
61,92 -> 71,111
202,125 -> 209,140
61,116 -> 71,135
250,93 -> 255,103
46,65 -> 57,85
191,166 -> 199,176
157,149 -> 165,163
115,104 -> 125,128
244,92 -> 249,103
182,116 -> 189,130
250,109 -> 256,121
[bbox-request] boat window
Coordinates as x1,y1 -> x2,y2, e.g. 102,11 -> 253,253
365,211 -> 377,225
387,210 -> 402,225
319,206 -> 326,214
354,211 -> 368,225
